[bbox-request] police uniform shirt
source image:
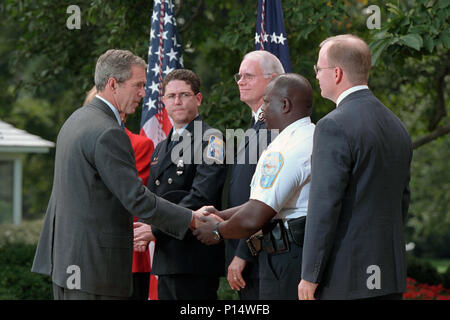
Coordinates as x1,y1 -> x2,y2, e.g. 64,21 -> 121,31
249,117 -> 315,223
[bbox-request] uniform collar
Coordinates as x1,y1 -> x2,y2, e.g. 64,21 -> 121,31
276,117 -> 312,140
170,114 -> 200,140
172,123 -> 189,138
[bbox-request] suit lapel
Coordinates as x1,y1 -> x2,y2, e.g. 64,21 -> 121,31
153,129 -> 174,180
236,120 -> 265,158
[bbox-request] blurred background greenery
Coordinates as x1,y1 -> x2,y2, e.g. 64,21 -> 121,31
0,0 -> 448,299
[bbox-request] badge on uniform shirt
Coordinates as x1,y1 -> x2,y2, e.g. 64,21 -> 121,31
206,135 -> 224,163
151,156 -> 158,166
260,152 -> 284,189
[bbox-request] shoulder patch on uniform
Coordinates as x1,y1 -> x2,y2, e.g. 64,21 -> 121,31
206,135 -> 224,163
260,152 -> 284,189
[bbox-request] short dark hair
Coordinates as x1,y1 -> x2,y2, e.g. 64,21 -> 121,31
270,73 -> 313,115
162,69 -> 201,94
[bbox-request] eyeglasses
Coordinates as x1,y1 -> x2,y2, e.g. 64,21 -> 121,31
234,73 -> 272,83
313,65 -> 335,75
164,92 -> 196,102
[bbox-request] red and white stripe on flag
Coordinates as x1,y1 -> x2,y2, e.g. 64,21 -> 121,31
140,0 -> 184,145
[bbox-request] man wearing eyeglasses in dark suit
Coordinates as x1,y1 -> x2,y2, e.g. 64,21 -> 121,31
298,34 -> 412,300
225,51 -> 284,299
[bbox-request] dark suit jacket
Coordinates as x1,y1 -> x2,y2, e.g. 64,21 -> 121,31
226,119 -> 273,279
31,98 -> 192,297
302,89 -> 413,299
147,115 -> 227,276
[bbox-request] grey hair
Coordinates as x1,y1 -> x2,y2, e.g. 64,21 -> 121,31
243,50 -> 285,75
95,49 -> 147,91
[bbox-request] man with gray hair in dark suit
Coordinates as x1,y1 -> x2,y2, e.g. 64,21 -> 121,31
32,49 -> 198,300
298,34 -> 412,300
226,50 -> 284,299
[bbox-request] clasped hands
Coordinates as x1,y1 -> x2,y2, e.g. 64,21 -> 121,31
133,206 -> 225,252
191,205 -> 225,245
133,222 -> 155,252
190,205 -> 223,227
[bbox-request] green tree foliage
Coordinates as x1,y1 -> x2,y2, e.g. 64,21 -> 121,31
366,1 -> 449,257
369,0 -> 449,146
408,136 -> 450,257
0,0 -> 448,257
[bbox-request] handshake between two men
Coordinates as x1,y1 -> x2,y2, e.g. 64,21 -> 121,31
134,206 -> 227,251
134,199 -> 277,251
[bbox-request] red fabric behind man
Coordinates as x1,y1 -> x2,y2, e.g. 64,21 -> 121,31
125,128 -> 157,300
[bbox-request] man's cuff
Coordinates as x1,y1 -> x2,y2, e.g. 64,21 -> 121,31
236,239 -> 258,262
189,211 -> 195,229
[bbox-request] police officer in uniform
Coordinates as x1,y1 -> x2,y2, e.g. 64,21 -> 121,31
193,73 -> 315,300
134,69 -> 227,300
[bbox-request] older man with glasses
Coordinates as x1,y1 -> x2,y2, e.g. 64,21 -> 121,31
218,51 -> 284,300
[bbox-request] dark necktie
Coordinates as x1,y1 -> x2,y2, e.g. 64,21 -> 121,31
168,133 -> 179,149
249,117 -> 256,129
120,122 -> 125,130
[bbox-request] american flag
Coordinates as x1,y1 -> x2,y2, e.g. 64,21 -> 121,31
255,0 -> 292,72
139,0 -> 183,301
140,0 -> 183,145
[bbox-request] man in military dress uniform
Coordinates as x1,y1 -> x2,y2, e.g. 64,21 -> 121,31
134,69 -> 227,300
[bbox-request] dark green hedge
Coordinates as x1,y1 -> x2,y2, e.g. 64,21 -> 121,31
0,243 -> 52,300
441,265 -> 450,290
0,242 -> 236,300
1,243 -> 447,300
406,253 -> 450,288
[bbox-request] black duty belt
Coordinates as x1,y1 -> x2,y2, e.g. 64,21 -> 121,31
246,216 -> 306,256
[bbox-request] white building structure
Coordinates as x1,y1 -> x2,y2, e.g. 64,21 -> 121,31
0,120 -> 54,225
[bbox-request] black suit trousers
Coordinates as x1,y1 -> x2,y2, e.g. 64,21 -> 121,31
157,274 -> 220,300
258,241 -> 303,300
